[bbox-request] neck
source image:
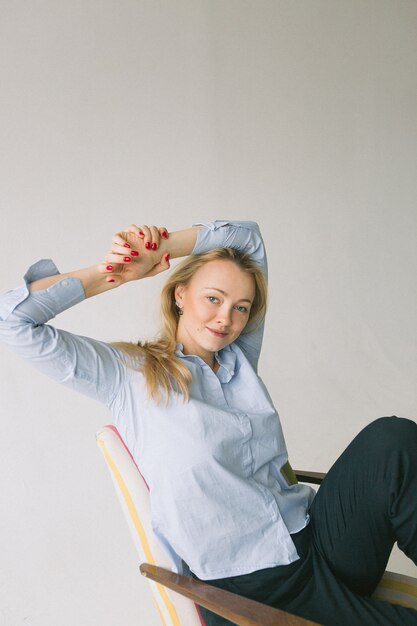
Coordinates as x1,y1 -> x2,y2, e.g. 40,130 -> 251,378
176,339 -> 218,372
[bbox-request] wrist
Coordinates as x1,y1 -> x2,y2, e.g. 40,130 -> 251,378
158,226 -> 202,260
73,265 -> 118,299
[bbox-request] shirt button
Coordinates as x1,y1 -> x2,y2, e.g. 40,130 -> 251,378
61,280 -> 68,287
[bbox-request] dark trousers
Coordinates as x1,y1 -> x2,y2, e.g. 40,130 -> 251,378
193,416 -> 417,625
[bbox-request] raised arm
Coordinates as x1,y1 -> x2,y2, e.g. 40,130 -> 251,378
187,220 -> 268,372
27,224 -> 201,296
0,221 -> 266,406
0,224 -> 198,407
0,258 -> 127,407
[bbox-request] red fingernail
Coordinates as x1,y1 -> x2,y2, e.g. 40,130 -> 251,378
107,279 -> 115,283
123,256 -> 131,262
165,253 -> 170,261
145,242 -> 151,249
106,265 -> 113,271
138,230 -> 144,236
151,242 -> 157,250
123,242 -> 131,248
131,250 -> 139,256
162,230 -> 168,239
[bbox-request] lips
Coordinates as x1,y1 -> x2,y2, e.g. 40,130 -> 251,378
207,327 -> 228,338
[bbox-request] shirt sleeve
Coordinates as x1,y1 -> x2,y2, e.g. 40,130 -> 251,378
0,259 -> 125,407
191,220 -> 268,372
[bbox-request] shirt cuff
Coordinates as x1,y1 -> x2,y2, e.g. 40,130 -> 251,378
0,259 -> 85,321
23,258 -> 61,283
191,220 -> 230,255
192,220 -> 230,231
190,219 -> 262,257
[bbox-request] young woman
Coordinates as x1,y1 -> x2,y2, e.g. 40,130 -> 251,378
0,220 -> 416,626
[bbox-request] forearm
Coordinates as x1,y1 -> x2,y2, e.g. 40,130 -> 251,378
158,225 -> 202,260
29,265 -> 111,299
29,225 -> 202,297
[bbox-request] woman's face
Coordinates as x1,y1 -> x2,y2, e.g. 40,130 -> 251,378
174,259 -> 256,367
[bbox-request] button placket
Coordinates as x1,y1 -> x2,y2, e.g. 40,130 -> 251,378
196,358 -> 229,408
236,412 -> 253,474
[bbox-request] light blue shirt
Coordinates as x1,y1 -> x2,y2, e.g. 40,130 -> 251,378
0,220 -> 315,580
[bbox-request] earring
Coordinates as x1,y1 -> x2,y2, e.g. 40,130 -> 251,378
175,301 -> 183,315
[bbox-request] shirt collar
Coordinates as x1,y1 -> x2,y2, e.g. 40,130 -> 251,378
175,343 -> 237,382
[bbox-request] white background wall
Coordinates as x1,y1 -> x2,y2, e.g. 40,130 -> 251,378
0,1 -> 416,624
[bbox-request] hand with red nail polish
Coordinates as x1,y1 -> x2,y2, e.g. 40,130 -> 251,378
99,223 -> 171,284
124,224 -> 168,254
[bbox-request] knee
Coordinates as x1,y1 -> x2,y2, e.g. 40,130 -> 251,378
365,416 -> 417,449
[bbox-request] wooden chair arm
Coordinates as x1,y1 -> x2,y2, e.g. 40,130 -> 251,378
140,563 -> 319,626
294,470 -> 326,485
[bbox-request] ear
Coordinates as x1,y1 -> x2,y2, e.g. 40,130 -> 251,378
174,284 -> 186,305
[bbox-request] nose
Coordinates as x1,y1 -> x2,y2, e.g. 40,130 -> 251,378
216,306 -> 233,327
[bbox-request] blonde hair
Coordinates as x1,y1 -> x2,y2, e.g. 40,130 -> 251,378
111,248 -> 267,404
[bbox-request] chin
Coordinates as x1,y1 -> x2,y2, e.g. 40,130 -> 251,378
209,337 -> 231,350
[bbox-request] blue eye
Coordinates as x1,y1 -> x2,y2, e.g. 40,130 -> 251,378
207,296 -> 219,303
235,305 -> 248,313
